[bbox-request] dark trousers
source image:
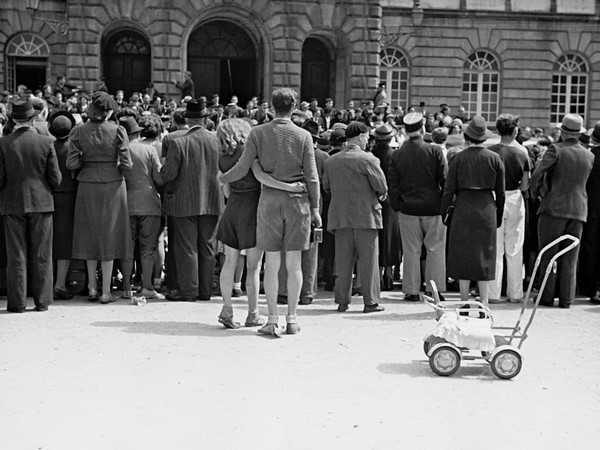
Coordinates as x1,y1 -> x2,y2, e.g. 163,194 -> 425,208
165,216 -> 179,290
4,213 -> 53,309
579,217 -> 600,297
278,242 -> 318,298
334,228 -> 379,306
171,215 -> 218,298
537,214 -> 583,306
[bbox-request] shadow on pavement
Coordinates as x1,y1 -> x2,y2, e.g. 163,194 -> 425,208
90,320 -> 259,337
378,361 -> 497,380
342,311 -> 433,321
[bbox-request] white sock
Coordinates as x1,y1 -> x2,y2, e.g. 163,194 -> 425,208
233,282 -> 241,289
267,314 -> 278,325
286,314 -> 297,324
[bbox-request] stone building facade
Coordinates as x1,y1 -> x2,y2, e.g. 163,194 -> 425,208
1,0 -> 599,129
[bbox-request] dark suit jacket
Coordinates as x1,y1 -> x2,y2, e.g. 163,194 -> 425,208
322,145 -> 387,231
531,138 -> 594,222
161,126 -> 223,217
586,144 -> 600,220
0,127 -> 62,214
388,136 -> 446,216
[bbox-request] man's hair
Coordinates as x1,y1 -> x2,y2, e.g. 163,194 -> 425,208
271,88 -> 297,115
496,114 -> 519,137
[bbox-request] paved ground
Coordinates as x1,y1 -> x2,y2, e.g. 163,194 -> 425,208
1,286 -> 599,450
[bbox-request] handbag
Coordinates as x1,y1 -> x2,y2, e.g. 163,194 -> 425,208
442,204 -> 454,226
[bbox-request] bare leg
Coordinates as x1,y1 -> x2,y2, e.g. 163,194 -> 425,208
458,279 -> 470,302
86,260 -> 98,294
263,251 -> 281,321
245,247 -> 264,315
220,245 -> 240,313
285,250 -> 303,318
154,230 -> 165,284
477,280 -> 489,307
55,259 -> 71,291
101,260 -> 113,297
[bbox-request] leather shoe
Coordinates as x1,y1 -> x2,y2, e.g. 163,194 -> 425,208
337,304 -> 349,312
299,296 -> 313,305
403,294 -> 420,302
53,287 -> 73,300
166,293 -> 196,302
196,295 -> 211,301
7,306 -> 25,313
559,302 -> 571,309
34,305 -> 49,312
363,304 -> 385,313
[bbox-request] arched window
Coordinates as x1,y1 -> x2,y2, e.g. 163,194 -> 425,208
461,50 -> 500,123
5,33 -> 50,92
551,54 -> 588,124
380,48 -> 409,110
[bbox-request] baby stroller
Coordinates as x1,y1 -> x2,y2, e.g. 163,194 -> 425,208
422,234 -> 580,379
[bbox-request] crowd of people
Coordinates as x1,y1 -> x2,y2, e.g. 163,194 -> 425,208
0,75 -> 598,336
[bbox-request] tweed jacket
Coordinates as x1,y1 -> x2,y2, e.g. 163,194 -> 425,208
322,145 -> 388,231
66,120 -> 132,182
586,144 -> 600,220
531,138 -> 594,222
161,125 -> 223,217
0,127 -> 62,214
161,127 -> 189,158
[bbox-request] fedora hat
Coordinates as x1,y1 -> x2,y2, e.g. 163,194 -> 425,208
183,99 -> 209,118
9,99 -> 39,120
373,123 -> 398,140
561,114 -> 585,134
462,115 -> 493,141
329,128 -> 347,146
118,116 -> 143,134
48,110 -> 76,139
588,121 -> 600,142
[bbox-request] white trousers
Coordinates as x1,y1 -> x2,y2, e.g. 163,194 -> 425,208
398,212 -> 446,294
489,190 -> 525,300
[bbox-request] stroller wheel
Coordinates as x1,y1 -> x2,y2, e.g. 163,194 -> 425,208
491,349 -> 522,379
429,345 -> 461,376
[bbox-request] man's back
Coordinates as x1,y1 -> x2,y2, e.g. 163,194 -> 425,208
488,143 -> 529,190
324,148 -> 387,231
162,127 -> 222,217
245,118 -> 320,209
388,137 -> 446,216
0,128 -> 61,214
533,139 -> 594,221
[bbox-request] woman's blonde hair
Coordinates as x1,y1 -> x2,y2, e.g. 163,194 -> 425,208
217,118 -> 253,155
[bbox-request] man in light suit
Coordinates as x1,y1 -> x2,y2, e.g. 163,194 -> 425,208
323,121 -> 388,313
161,99 -> 223,301
531,113 -> 594,308
0,99 -> 62,312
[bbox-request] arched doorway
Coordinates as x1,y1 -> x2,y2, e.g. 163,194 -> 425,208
102,29 -> 151,97
187,21 -> 257,104
5,33 -> 50,93
301,37 -> 332,104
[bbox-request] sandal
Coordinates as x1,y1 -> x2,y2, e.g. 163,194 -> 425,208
245,313 -> 266,327
257,323 -> 281,337
218,313 -> 241,329
88,288 -> 99,302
